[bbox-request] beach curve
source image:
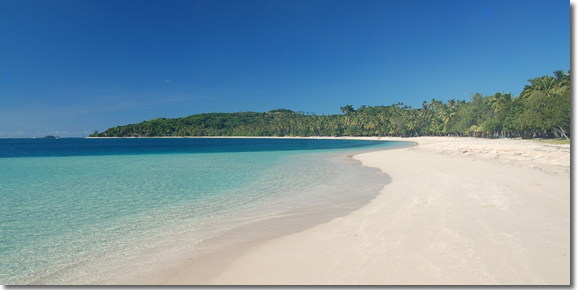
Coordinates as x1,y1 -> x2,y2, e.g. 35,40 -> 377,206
164,136 -> 570,285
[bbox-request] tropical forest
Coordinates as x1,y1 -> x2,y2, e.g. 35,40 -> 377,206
91,70 -> 571,139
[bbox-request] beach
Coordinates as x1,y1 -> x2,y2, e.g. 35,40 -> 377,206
1,138 -> 407,285
164,136 -> 570,285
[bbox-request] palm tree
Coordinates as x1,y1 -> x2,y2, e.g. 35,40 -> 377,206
553,70 -> 570,94
488,92 -> 512,114
438,105 -> 455,134
405,110 -> 420,137
447,99 -> 456,109
521,74 -> 559,99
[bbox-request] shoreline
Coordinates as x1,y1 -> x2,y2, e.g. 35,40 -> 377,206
159,138 -> 411,285
3,137 -> 409,285
164,136 -> 570,285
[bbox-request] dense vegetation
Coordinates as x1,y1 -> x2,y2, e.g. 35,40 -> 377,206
92,70 -> 570,139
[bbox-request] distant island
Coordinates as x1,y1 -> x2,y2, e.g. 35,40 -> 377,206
91,70 -> 570,140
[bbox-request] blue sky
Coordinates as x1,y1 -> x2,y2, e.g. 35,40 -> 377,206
0,0 -> 570,137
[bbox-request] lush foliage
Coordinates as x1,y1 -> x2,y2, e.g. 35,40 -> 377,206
92,70 -> 570,139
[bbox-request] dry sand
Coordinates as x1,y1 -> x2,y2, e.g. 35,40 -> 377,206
164,136 -> 570,285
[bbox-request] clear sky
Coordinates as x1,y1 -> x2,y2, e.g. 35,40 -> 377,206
0,0 -> 570,137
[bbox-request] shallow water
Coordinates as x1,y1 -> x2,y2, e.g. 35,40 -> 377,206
0,138 -> 411,284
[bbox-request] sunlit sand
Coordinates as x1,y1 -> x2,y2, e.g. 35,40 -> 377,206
165,136 -> 570,285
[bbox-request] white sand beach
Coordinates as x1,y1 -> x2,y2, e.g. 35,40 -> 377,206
164,136 -> 570,285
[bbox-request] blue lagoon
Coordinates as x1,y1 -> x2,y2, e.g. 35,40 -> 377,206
0,138 -> 410,284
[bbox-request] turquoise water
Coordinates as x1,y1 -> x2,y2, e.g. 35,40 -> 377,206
0,138 -> 410,285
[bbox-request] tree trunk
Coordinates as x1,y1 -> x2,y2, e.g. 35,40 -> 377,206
556,126 -> 570,140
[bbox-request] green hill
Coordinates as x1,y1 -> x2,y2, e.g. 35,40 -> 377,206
92,70 -> 570,140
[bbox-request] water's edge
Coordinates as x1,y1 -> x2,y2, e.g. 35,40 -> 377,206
162,141 -> 416,285
2,138 -> 416,285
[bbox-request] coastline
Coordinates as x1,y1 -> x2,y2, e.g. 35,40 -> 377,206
3,137 -> 410,285
164,136 -> 570,285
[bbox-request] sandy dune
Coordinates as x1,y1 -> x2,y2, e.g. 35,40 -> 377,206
165,137 -> 570,285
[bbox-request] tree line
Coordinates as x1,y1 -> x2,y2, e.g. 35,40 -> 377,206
92,70 -> 570,139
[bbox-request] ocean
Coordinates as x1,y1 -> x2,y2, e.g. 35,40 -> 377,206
0,137 -> 411,285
